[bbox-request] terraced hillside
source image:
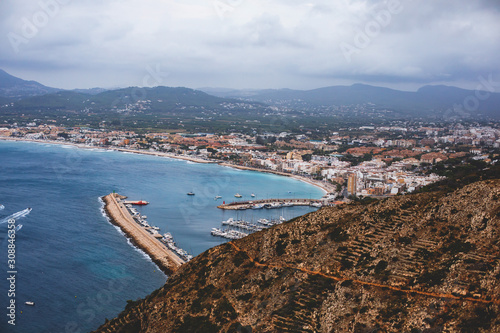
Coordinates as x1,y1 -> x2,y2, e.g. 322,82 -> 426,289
93,179 -> 500,333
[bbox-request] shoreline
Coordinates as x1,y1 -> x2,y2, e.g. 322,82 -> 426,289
0,137 -> 214,164
218,163 -> 333,194
0,137 -> 331,195
102,193 -> 184,275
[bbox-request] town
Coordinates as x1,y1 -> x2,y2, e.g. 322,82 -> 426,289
1,122 -> 498,199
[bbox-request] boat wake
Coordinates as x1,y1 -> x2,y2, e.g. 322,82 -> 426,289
0,208 -> 32,224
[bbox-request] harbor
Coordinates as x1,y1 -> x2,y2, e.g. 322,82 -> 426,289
211,216 -> 287,240
102,193 -> 188,275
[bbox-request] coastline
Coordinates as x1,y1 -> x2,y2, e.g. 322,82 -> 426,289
0,137 -> 331,195
0,137 -> 214,164
218,163 -> 333,194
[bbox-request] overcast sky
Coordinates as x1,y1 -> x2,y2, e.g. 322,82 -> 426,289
1,0 -> 499,91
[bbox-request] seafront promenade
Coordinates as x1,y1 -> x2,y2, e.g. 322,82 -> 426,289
103,193 -> 184,274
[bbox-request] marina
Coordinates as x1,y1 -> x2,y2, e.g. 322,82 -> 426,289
161,233 -> 193,262
211,216 -> 287,240
102,193 -> 188,274
221,217 -> 265,232
211,228 -> 248,240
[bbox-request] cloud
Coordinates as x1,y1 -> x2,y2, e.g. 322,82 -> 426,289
0,0 -> 499,90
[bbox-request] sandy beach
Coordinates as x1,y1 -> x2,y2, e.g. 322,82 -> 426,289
218,162 -> 334,194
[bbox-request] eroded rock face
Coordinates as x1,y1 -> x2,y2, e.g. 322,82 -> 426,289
93,179 -> 500,333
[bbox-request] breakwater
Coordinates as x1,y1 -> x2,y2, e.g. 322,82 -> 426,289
102,193 -> 184,275
217,198 -> 325,210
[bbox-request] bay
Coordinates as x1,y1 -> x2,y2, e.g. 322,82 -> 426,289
0,140 -> 323,332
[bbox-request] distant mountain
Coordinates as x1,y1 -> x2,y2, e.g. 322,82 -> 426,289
13,86 -> 266,114
4,68 -> 499,120
198,87 -> 280,99
0,69 -> 61,98
201,84 -> 500,119
72,87 -> 108,95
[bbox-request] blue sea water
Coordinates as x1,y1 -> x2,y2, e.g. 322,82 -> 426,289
0,140 -> 323,332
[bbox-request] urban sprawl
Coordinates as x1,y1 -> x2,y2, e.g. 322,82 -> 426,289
2,123 -> 498,199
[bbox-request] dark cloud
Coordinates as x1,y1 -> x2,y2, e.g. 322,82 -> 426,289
0,0 -> 498,90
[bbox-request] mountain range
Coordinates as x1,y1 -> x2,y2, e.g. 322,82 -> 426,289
200,84 -> 500,119
1,69 -> 499,119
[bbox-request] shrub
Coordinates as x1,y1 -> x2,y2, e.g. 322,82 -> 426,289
374,260 -> 388,274
328,227 -> 349,242
276,240 -> 286,256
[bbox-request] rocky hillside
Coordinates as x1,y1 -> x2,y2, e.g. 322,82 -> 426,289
93,179 -> 500,333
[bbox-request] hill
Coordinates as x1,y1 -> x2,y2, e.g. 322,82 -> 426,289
93,175 -> 500,332
0,69 -> 60,98
12,86 -> 266,114
201,84 -> 500,119
3,68 -> 499,122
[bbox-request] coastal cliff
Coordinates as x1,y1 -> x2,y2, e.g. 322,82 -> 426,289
93,178 -> 500,333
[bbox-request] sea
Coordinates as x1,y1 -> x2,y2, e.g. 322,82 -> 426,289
0,140 -> 323,332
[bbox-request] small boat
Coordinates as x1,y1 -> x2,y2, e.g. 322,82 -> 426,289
187,192 -> 195,196
251,193 -> 255,197
214,195 -> 222,200
25,301 -> 35,306
234,193 -> 242,198
0,204 -> 4,210
131,200 -> 149,205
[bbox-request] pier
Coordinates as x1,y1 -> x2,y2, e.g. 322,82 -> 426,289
103,193 -> 184,275
217,198 -> 327,210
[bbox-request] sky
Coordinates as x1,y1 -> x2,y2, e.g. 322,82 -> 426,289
1,0 -> 499,91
